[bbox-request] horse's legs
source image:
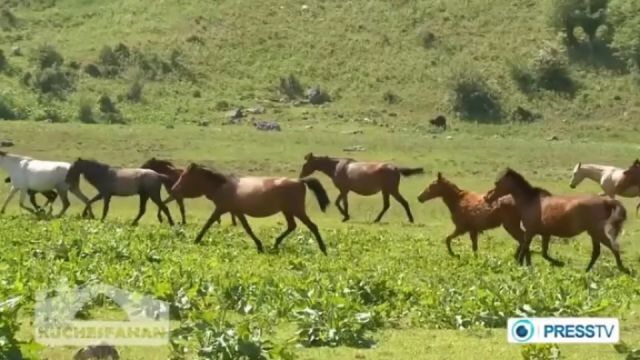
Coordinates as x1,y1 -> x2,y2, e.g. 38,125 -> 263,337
230,213 -> 237,226
469,230 -> 479,255
28,190 -> 41,212
236,214 -> 265,253
176,197 -> 186,225
340,191 -> 350,222
373,191 -> 390,223
585,232 -> 602,272
150,190 -> 174,226
635,200 -> 640,217
445,227 -> 466,257
18,190 -> 36,214
56,189 -> 71,217
501,221 -> 524,261
334,194 -> 346,218
194,208 -> 224,244
132,193 -> 149,226
101,195 -> 111,221
69,187 -> 95,219
390,190 -> 414,223
594,229 -> 630,274
295,212 -> 327,255
0,187 -> 18,214
273,213 -> 297,250
518,232 -> 535,266
541,235 -> 564,267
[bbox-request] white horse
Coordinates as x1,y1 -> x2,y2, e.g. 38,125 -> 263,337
0,151 -> 93,217
569,162 -> 640,213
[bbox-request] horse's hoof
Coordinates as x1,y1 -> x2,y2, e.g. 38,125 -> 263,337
342,217 -> 350,222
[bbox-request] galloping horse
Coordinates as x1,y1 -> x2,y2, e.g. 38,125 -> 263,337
615,159 -> 640,199
65,158 -> 174,226
417,172 -> 525,258
5,176 -> 58,213
141,158 -> 236,226
0,151 -> 93,217
485,168 -> 629,273
569,162 -> 640,214
171,163 -> 330,254
299,153 -> 423,223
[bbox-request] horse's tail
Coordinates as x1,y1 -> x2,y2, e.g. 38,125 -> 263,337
301,177 -> 330,212
398,167 -> 424,177
604,199 -> 627,251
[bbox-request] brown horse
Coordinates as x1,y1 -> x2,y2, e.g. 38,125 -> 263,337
66,158 -> 175,226
484,168 -> 629,273
417,172 -> 525,258
299,153 -> 423,223
4,176 -> 58,213
171,163 -> 330,254
141,158 -> 236,226
615,159 -> 640,195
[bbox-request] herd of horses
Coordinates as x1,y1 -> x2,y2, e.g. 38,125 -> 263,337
2,150 -> 640,274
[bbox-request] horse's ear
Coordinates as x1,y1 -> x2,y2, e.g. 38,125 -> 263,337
304,152 -> 313,161
634,158 -> 640,166
577,162 -> 581,169
437,172 -> 442,180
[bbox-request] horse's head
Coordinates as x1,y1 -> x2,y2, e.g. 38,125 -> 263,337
299,152 -> 316,178
65,158 -> 85,187
142,158 -> 174,173
418,172 -> 449,203
569,162 -> 583,189
172,163 -> 222,198
484,168 -> 519,203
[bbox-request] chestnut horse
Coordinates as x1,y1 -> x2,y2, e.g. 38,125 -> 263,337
485,168 -> 629,273
615,159 -> 640,195
417,172 -> 525,258
299,153 -> 423,223
141,158 -> 236,226
171,163 -> 330,254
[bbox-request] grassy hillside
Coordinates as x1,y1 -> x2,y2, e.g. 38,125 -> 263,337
1,0 -> 639,130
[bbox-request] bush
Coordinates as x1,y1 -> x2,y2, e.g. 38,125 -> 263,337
450,69 -> 502,122
510,43 -> 577,95
278,74 -> 304,100
31,44 -> 64,69
417,25 -> 436,49
31,65 -> 75,97
33,106 -> 63,122
97,94 -> 126,124
382,90 -> 402,105
0,95 -> 18,120
77,98 -> 94,123
0,8 -> 18,30
608,0 -> 640,69
548,0 -> 608,46
125,77 -> 144,102
0,50 -> 6,72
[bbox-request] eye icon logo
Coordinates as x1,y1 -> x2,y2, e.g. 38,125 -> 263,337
512,319 -> 535,343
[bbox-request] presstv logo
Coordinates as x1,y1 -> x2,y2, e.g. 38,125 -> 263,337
508,318 -> 619,344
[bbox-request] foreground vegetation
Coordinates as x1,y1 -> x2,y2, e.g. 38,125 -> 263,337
0,122 -> 638,359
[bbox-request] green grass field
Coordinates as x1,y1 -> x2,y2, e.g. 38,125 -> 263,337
2,0 -> 640,359
0,121 -> 639,359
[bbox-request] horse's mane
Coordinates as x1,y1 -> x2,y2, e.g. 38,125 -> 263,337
439,176 -> 465,194
192,164 -> 230,184
144,158 -> 176,168
77,158 -> 112,171
502,168 -> 552,197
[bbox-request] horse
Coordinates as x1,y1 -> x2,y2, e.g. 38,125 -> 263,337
569,162 -> 640,214
614,159 -> 640,197
0,151 -> 93,217
484,168 -> 629,274
299,153 -> 423,223
65,158 -> 175,226
417,172 -> 525,259
4,176 -> 58,213
141,158 -> 237,226
170,163 -> 330,254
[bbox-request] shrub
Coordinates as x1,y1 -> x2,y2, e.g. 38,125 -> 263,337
33,106 -> 63,122
0,8 -> 18,30
382,90 -> 402,105
0,95 -> 18,120
521,344 -> 562,360
31,44 -> 64,69
126,77 -> 144,102
0,50 -> 7,72
417,25 -> 436,49
278,74 -> 304,100
450,69 -> 502,122
97,94 -> 126,124
548,0 -> 608,46
510,43 -> 577,95
608,0 -> 640,69
77,98 -> 94,123
31,65 -> 75,97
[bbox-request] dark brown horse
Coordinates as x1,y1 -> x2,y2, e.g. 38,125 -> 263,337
4,176 -> 58,213
484,168 -> 629,274
65,158 -> 174,226
141,158 -> 236,226
417,172 -> 525,258
171,163 -> 330,254
299,153 -> 423,223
